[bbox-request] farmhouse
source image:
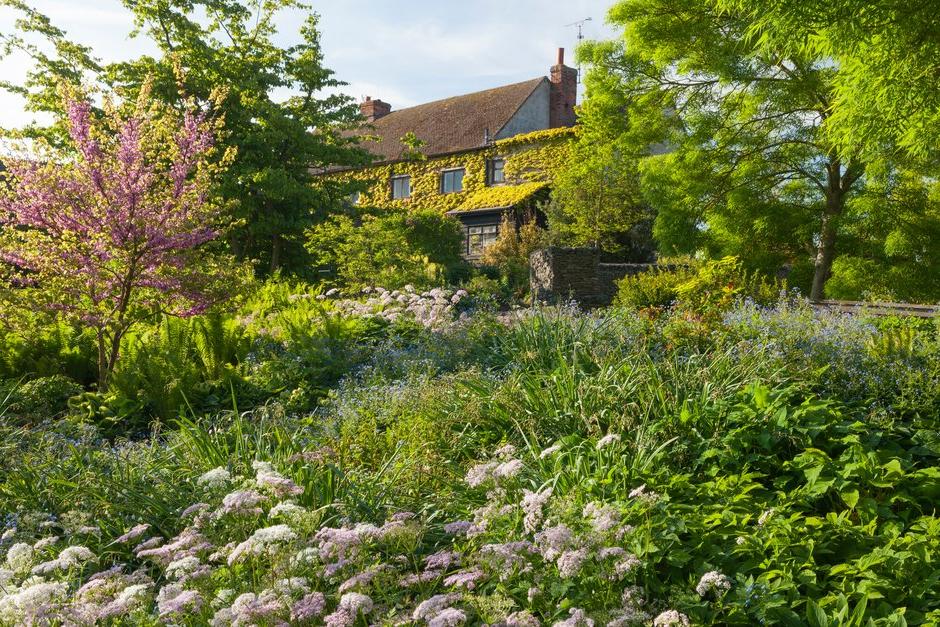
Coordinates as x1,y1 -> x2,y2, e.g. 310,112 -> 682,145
330,49 -> 579,259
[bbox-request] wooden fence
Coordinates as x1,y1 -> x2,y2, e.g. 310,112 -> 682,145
810,300 -> 940,318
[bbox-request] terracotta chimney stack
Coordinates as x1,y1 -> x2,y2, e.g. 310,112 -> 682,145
360,96 -> 391,122
549,48 -> 577,128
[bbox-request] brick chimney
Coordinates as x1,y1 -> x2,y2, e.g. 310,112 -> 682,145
360,96 -> 391,122
549,48 -> 578,128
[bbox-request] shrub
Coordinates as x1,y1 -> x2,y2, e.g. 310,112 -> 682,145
614,265 -> 697,309
3,375 -> 83,423
307,206 -> 466,290
481,215 -> 550,299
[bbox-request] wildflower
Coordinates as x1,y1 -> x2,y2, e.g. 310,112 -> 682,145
5,542 -> 33,573
758,508 -> 775,526
520,488 -> 553,533
157,585 -> 203,619
269,501 -> 306,521
411,594 -> 455,619
443,568 -> 486,590
134,537 -> 163,553
552,607 -> 594,627
291,592 -> 326,621
653,610 -> 690,626
424,549 -> 461,571
696,570 -> 732,597
339,592 -> 374,615
534,524 -> 574,561
339,565 -> 385,593
429,607 -> 467,627
596,433 -> 620,449
465,461 -> 498,487
98,583 -> 152,619
0,529 -> 14,541
614,554 -> 642,579
32,545 -> 95,574
218,490 -> 265,516
628,484 -> 659,503
557,548 -> 589,578
166,556 -> 207,581
255,464 -> 303,497
527,587 -> 541,603
494,444 -> 517,458
0,580 -> 68,624
197,467 -> 231,488
495,459 -> 524,478
33,536 -> 59,551
583,502 -> 619,533
228,524 -> 297,564
181,503 -> 210,519
736,536 -> 746,545
539,443 -> 562,459
506,610 -> 541,626
230,590 -> 284,624
114,523 -> 150,544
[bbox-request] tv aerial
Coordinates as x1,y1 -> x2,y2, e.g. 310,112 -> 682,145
565,17 -> 593,42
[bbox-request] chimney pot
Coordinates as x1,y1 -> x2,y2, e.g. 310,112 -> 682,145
550,48 -> 578,128
360,97 -> 391,122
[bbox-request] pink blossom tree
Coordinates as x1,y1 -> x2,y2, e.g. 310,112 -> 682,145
0,85 -> 244,389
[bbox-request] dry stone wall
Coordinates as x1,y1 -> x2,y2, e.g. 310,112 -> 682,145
529,247 -> 657,306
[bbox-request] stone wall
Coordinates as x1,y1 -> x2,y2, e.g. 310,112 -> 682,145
530,247 -> 658,306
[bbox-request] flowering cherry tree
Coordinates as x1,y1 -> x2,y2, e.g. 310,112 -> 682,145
0,86 -> 240,388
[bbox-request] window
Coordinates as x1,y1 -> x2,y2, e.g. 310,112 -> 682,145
486,158 -> 505,185
391,175 -> 411,199
467,224 -> 499,257
440,168 -> 465,194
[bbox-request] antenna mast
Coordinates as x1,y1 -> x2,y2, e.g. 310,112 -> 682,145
564,17 -> 592,84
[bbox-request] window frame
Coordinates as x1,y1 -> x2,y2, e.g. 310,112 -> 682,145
390,174 -> 411,200
439,167 -> 466,194
486,157 -> 506,186
465,222 -> 500,257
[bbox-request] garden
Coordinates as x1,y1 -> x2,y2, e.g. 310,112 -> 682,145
0,0 -> 939,624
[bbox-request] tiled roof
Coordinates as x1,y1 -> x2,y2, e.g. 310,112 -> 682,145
354,78 -> 547,162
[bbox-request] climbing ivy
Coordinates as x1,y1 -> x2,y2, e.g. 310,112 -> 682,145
326,127 -> 576,213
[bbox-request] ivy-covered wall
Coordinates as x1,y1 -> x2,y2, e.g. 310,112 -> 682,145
327,127 -> 576,213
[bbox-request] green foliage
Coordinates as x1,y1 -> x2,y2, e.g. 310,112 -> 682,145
0,0 -> 372,276
480,215 -> 550,299
716,0 -> 940,163
548,126 -> 652,255
577,0 -> 940,302
2,375 -> 83,423
307,206 -> 466,290
614,265 -> 697,310
615,257 -> 784,317
1,288 -> 939,624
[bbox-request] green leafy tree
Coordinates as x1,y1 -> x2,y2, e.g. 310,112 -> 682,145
582,0 -> 867,299
306,206 -> 465,290
717,0 -> 940,163
1,0 -> 371,275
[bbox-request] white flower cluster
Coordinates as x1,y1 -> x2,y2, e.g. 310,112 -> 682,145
326,286 -> 469,329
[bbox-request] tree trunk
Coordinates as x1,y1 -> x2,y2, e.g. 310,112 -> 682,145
96,330 -> 109,391
810,160 -> 845,301
270,233 -> 282,273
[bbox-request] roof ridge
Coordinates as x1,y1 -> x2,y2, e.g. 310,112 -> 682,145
378,76 -> 545,117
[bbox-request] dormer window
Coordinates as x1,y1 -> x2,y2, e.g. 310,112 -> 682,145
391,175 -> 411,199
440,168 -> 465,194
486,158 -> 505,185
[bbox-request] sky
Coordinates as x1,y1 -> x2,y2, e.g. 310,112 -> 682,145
0,0 -> 621,129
